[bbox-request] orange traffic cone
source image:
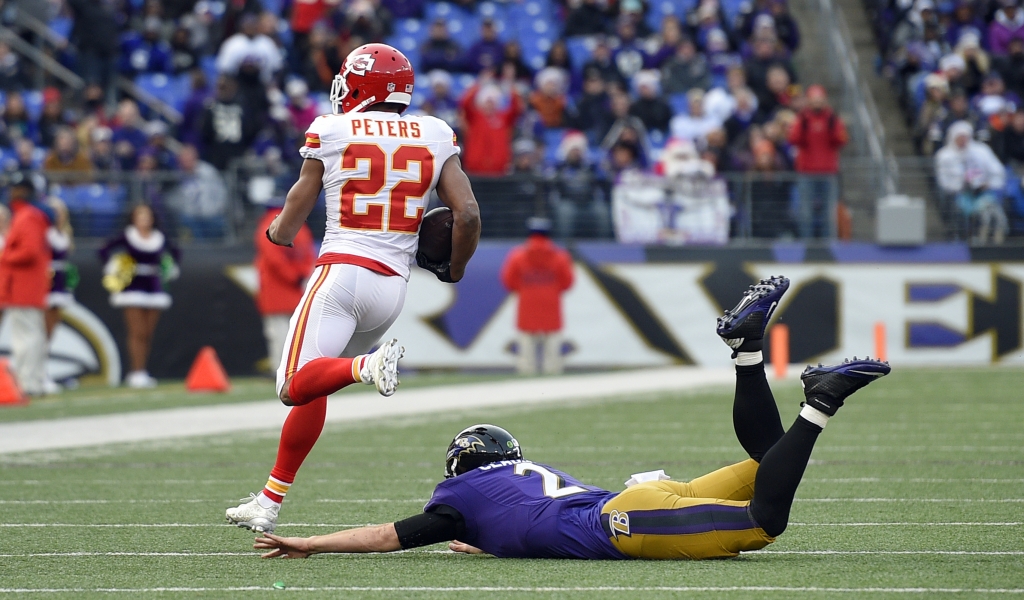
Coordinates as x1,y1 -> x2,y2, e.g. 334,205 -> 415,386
185,346 -> 231,393
0,358 -> 28,406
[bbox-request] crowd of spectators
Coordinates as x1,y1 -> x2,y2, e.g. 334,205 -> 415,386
0,0 -> 843,241
871,0 -> 1024,242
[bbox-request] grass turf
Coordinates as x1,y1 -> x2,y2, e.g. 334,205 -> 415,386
0,372 -> 512,424
1,367 -> 1023,599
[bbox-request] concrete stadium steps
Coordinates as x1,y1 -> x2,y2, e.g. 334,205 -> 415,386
787,0 -> 948,240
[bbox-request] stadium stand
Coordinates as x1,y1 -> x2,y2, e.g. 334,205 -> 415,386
0,0 -> 867,242
867,0 -> 1024,242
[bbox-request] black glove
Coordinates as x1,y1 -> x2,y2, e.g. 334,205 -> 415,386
416,251 -> 454,283
266,228 -> 293,247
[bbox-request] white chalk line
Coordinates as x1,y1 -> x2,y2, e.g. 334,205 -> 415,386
2,550 -> 1022,558
2,522 -> 1021,528
4,497 -> 1023,505
9,477 -> 1024,486
1,586 -> 1022,594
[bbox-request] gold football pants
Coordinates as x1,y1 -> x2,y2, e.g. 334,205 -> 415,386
600,459 -> 775,560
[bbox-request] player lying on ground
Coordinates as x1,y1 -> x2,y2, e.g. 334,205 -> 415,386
253,276 -> 891,560
226,43 -> 481,534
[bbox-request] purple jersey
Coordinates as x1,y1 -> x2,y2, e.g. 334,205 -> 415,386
424,460 -> 625,559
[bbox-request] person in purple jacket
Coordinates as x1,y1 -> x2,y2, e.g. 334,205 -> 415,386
252,277 -> 891,561
99,204 -> 180,389
989,0 -> 1024,56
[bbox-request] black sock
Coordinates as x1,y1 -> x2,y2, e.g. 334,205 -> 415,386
748,416 -> 822,537
733,363 -> 785,462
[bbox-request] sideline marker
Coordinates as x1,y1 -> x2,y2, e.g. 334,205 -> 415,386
185,346 -> 231,393
0,359 -> 28,406
874,322 -> 888,362
770,323 -> 789,379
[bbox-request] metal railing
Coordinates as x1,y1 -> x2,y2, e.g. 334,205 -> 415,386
2,8 -> 183,123
24,159 -> 1022,245
814,0 -> 897,197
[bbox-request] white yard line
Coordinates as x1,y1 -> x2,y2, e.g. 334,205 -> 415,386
0,366 -> 734,455
2,551 -> 1021,558
1,586 -> 1022,594
3,522 -> 1021,528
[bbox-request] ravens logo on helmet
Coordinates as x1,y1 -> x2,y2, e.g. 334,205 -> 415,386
444,424 -> 522,479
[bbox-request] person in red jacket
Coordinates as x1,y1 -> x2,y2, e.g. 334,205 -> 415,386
254,206 -> 316,373
787,84 -> 848,239
459,74 -> 524,175
500,218 -> 574,375
0,179 -> 53,396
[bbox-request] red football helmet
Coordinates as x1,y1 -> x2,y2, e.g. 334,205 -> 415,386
331,43 -> 415,114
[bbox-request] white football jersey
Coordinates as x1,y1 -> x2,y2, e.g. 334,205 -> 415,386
299,111 -> 461,278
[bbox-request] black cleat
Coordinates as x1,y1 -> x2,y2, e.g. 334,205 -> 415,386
717,276 -> 790,354
800,357 -> 891,416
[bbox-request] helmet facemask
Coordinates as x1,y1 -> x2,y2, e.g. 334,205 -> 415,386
330,74 -> 348,115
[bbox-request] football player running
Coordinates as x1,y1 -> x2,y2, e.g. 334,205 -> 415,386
253,276 -> 891,560
226,43 -> 481,534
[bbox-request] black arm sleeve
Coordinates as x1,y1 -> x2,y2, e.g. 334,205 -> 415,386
393,505 -> 466,549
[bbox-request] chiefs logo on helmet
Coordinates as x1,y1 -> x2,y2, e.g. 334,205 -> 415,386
345,53 -> 376,77
330,44 -> 415,114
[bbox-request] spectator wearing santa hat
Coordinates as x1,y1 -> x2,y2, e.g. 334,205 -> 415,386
459,77 -> 524,175
550,132 -> 610,239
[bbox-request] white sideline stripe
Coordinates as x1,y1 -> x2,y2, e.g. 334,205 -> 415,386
790,522 -> 1023,526
1,587 -> 1022,594
761,551 -> 1024,555
0,523 -> 374,528
4,497 -> 1021,505
793,498 -> 1024,503
805,478 -> 1024,483
0,366 -> 737,455
2,551 -> 1022,558
3,521 -> 1019,528
12,478 -> 1024,485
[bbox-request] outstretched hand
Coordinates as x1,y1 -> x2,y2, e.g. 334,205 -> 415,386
448,540 -> 485,555
254,533 -> 313,559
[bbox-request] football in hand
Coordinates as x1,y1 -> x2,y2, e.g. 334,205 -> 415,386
417,207 -> 453,263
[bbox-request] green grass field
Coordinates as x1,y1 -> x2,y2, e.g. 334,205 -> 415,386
2,367 -> 1023,599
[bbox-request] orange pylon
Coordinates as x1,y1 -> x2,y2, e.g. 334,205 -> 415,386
185,346 -> 231,393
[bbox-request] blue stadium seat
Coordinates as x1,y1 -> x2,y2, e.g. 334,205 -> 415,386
720,0 -> 746,21
476,1 -> 508,24
669,93 -> 690,115
445,12 -> 480,39
23,90 -> 43,122
261,0 -> 285,16
60,184 -> 127,237
520,34 -> 553,71
200,56 -> 218,84
541,128 -> 567,165
646,1 -> 676,30
49,16 -> 73,41
135,73 -> 190,113
396,18 -> 428,46
452,73 -> 475,98
566,37 -> 594,72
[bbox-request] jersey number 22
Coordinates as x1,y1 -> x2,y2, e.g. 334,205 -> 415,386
340,143 -> 435,233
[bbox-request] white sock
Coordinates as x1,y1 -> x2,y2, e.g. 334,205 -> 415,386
356,355 -> 371,384
256,492 -> 280,509
799,404 -> 830,429
735,350 -> 763,367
